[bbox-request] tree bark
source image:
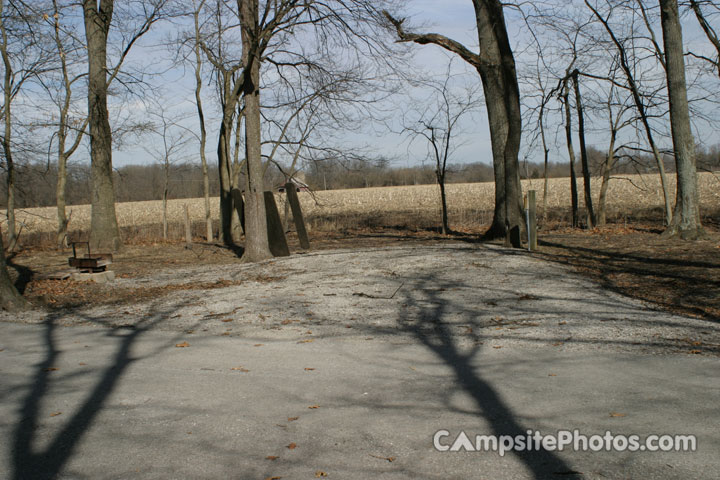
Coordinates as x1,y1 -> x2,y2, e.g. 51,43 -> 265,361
84,0 -> 121,252
660,0 -> 703,239
572,70 -> 596,228
240,0 -> 271,261
0,230 -> 28,311
217,72 -> 236,245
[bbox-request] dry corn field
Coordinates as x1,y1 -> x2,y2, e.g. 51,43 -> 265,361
4,172 -> 720,241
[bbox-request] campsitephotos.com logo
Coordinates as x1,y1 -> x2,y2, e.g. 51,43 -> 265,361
433,429 -> 697,456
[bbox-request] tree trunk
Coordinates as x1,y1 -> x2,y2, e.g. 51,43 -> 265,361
193,9 -> 213,242
162,166 -> 168,240
84,0 -> 121,252
217,72 -> 235,245
0,231 -> 28,311
437,173 -> 449,234
473,0 -> 524,246
240,0 -> 271,262
562,81 -> 579,228
56,150 -> 69,248
660,0 -> 703,239
1,4 -> 17,251
540,100 -> 550,222
597,130 -> 617,227
572,70 -> 596,228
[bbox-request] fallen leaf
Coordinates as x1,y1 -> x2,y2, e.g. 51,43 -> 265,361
297,339 -> 314,344
287,442 -> 297,450
221,332 -> 231,336
689,349 -> 702,354
305,330 -> 313,334
558,321 -> 567,325
265,477 -> 282,480
44,367 -> 59,372
50,412 -> 62,417
308,405 -> 320,409
315,472 -> 328,478
552,342 -> 563,347
609,412 -> 626,417
281,319 -> 292,325
231,367 -> 249,372
254,344 -> 264,347
288,416 -> 299,422
304,368 -> 315,371
493,345 -> 502,349
548,374 -> 557,377
369,454 -> 396,462
692,341 -> 702,346
266,456 -> 279,461
175,342 -> 190,348
222,318 -> 233,323
78,362 -> 87,366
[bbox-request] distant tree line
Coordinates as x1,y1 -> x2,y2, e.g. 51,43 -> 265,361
2,143 -> 717,209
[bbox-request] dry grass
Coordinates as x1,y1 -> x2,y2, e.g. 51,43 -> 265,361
3,172 -> 719,244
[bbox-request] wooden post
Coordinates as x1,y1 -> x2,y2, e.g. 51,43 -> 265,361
285,183 -> 310,250
264,191 -> 290,257
184,204 -> 192,245
528,190 -> 537,251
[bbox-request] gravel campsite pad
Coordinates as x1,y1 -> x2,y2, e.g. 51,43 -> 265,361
5,243 -> 719,355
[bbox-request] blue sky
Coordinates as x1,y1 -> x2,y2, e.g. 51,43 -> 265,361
100,1 -> 718,171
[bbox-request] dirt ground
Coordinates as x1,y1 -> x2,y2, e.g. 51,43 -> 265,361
4,223 -> 719,325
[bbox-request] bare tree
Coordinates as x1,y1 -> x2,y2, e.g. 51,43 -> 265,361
40,0 -> 90,249
400,62 -> 482,234
1,0 -> 49,251
83,0 -> 169,252
142,102 -> 192,240
585,0 -> 673,226
385,1 -> 525,246
661,0 -> 703,238
191,0 -> 212,242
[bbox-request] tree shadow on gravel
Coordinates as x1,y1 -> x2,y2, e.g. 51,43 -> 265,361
396,271 -> 580,479
535,239 -> 720,323
11,301 -> 191,480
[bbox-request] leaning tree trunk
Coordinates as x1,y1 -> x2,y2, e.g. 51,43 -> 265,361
0,232 -> 27,311
84,0 -> 121,252
660,0 -> 703,239
240,0 -> 271,262
572,70 -> 596,228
